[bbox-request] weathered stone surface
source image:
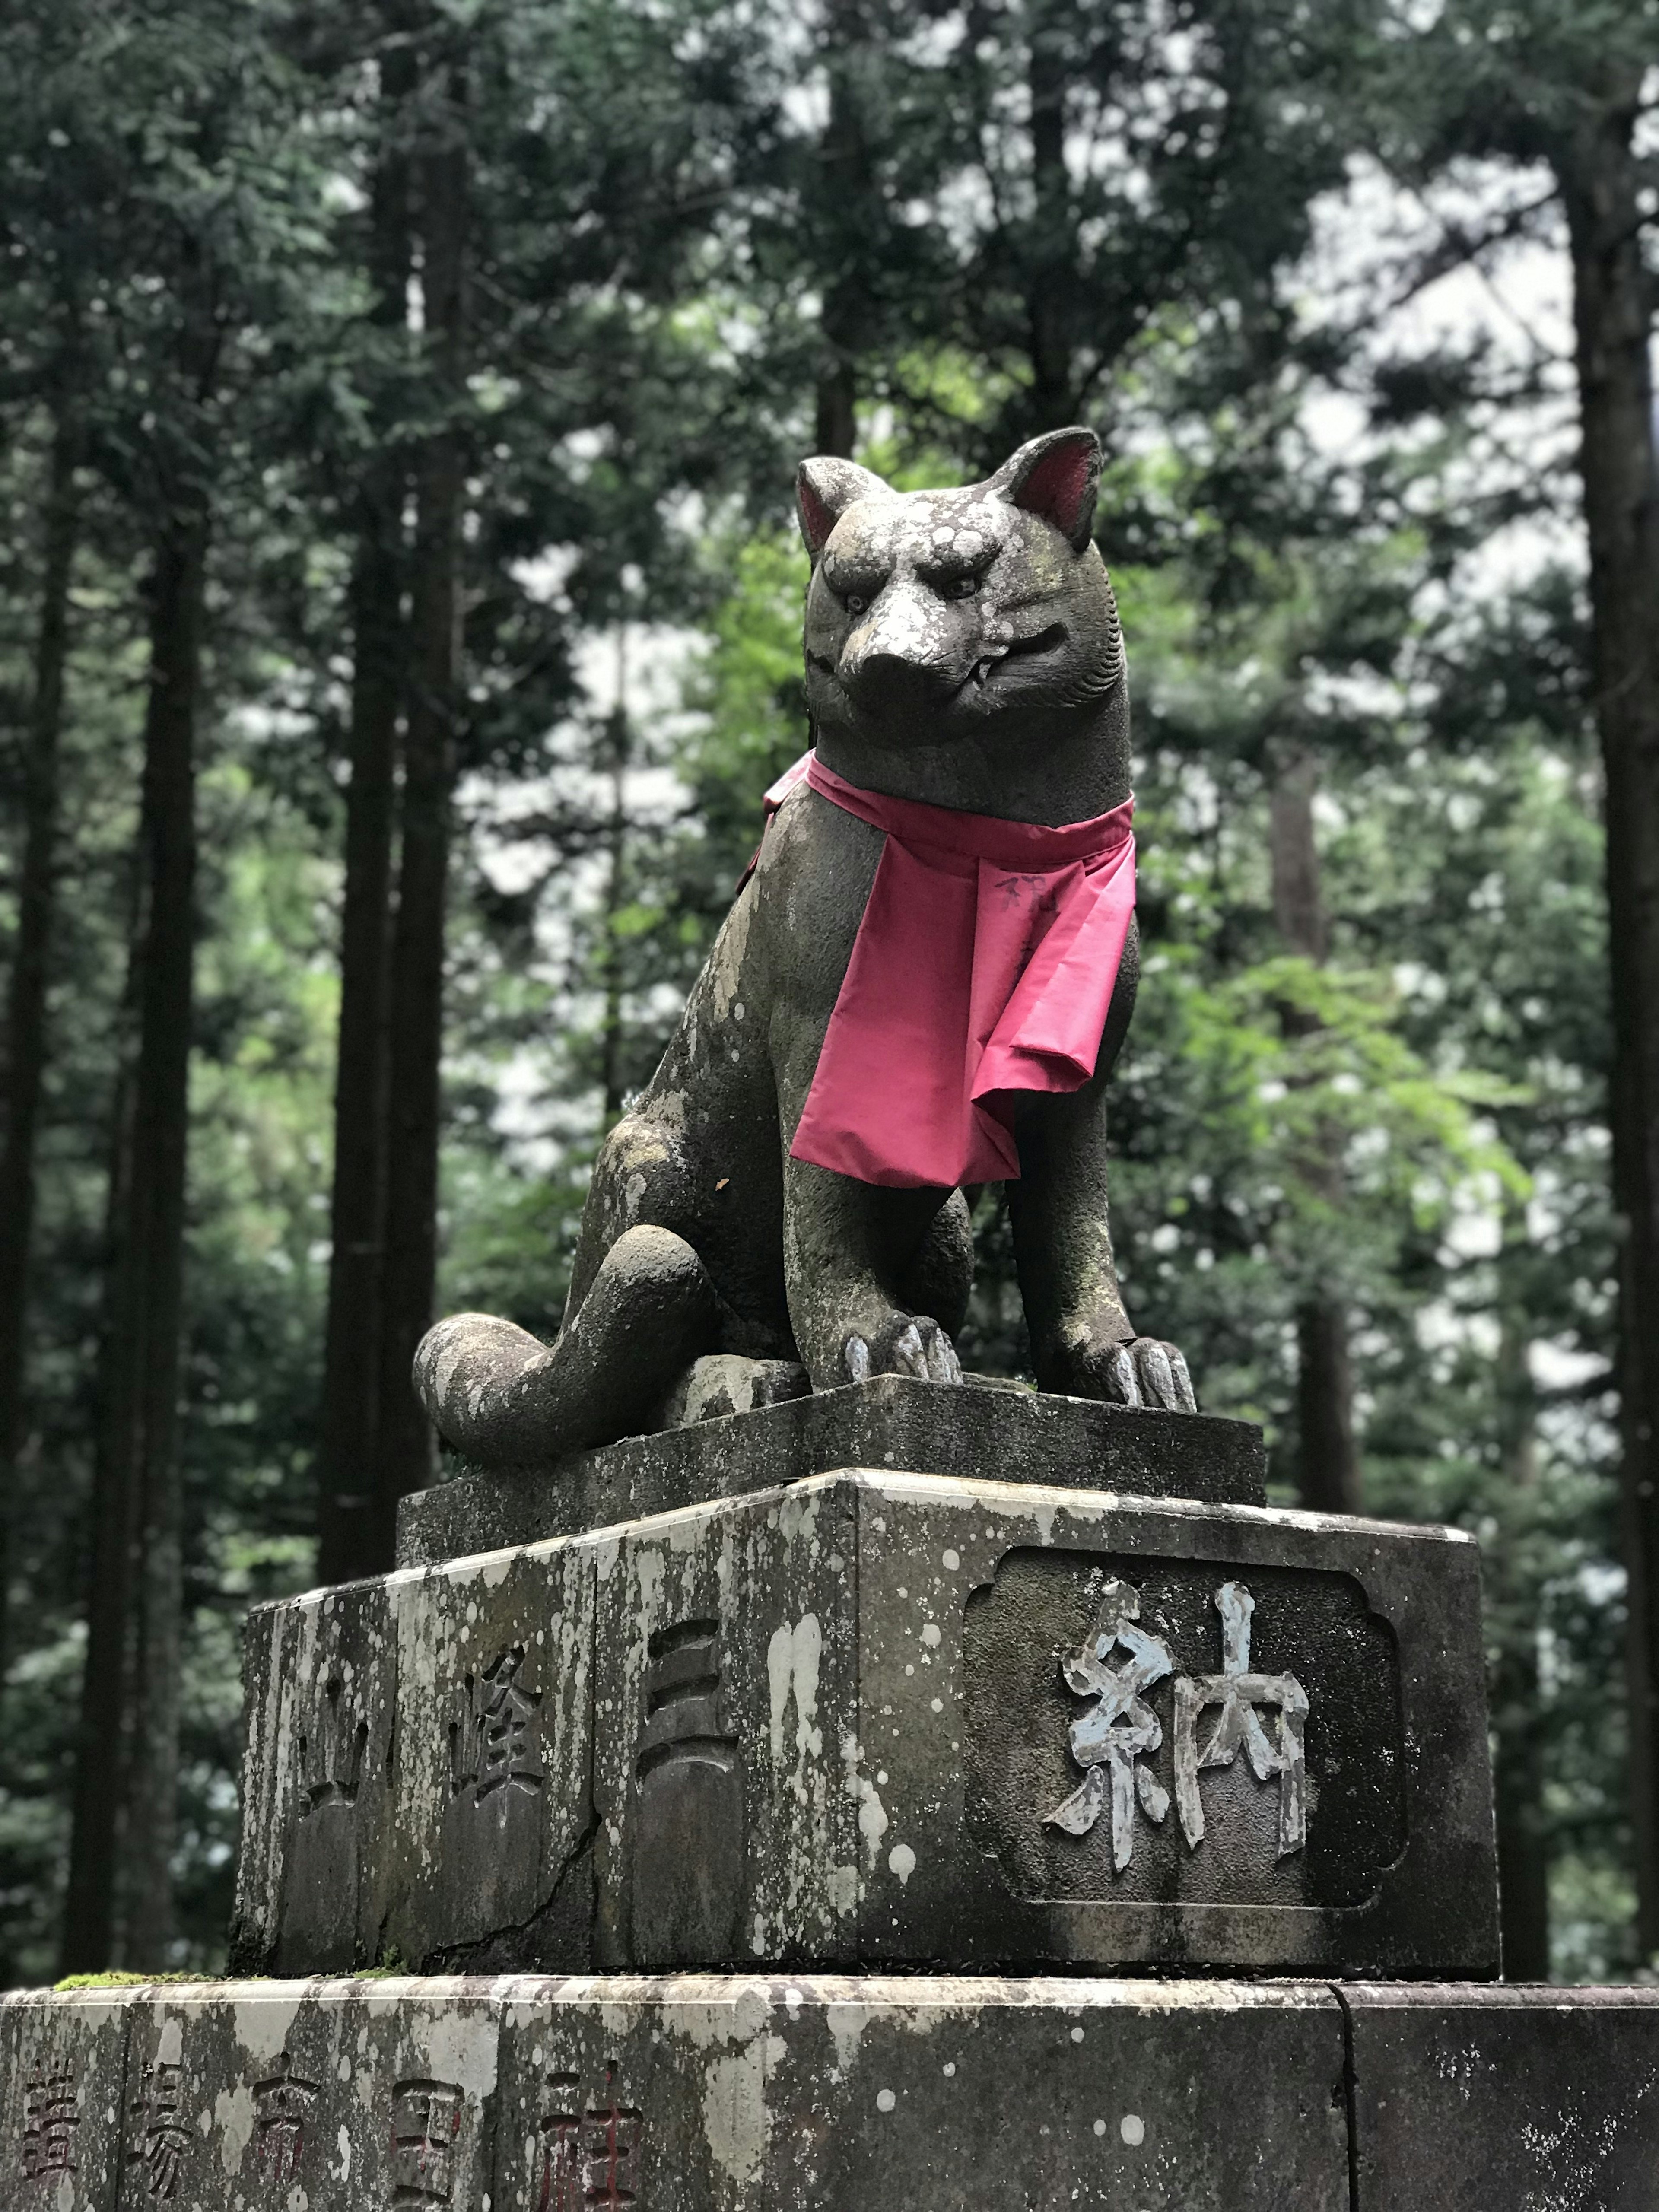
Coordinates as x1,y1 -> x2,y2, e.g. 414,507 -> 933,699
395,1376 -> 1266,1567
14,1975 -> 1659,2207
491,1972 -> 1351,2210
111,1980 -> 498,2210
664,1354 -> 810,1428
381,1536 -> 596,1973
229,1573 -> 396,1975
233,1538 -> 596,1978
0,1984 -> 129,2211
238,1468 -> 1494,1980
0,1974 -> 1351,2210
594,1471 -> 1498,1979
1347,1983 -> 1659,2208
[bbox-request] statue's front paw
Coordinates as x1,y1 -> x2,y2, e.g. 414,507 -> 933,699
843,1312 -> 963,1386
1096,1335 -> 1197,1413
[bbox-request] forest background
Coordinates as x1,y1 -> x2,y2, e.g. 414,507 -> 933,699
0,0 -> 1655,1986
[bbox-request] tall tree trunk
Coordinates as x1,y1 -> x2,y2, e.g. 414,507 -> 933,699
1556,80 -> 1659,1958
61,502 -> 208,1972
599,664 -> 631,1128
814,365 -> 857,463
317,33 -> 416,1586
1491,1205 -> 1549,1979
814,0 -> 874,458
1269,751 -> 1330,969
60,1022 -> 141,1974
1025,5 -> 1074,431
1292,1300 -> 1360,1513
370,57 -> 468,1568
0,396 -> 80,1689
116,503 -> 208,1970
1269,747 -> 1364,1515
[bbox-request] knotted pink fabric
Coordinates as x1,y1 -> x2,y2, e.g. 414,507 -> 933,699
760,752 -> 1135,1188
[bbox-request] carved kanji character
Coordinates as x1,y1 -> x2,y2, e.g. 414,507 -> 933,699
451,1644 -> 544,1804
22,2058 -> 77,2179
391,2078 -> 463,2202
252,2052 -> 318,2183
535,2075 -> 583,2212
1045,1579 -> 1173,1870
298,1669 -> 368,1813
1173,1581 -> 1308,1856
128,2059 -> 189,2201
582,2072 -> 642,2207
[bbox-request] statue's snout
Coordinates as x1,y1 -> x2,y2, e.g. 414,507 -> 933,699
839,583 -> 957,715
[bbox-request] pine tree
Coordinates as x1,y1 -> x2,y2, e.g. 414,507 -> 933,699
1364,0 -> 1659,1963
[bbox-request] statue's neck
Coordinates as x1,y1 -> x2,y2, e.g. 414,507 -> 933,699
812,694 -> 1131,828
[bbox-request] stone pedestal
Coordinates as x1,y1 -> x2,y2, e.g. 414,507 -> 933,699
7,1973 -> 1659,2210
234,1463 -> 1496,1981
7,1382 -> 1658,2205
394,1373 -> 1268,1564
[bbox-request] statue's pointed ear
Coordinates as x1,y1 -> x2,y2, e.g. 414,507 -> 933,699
989,428 -> 1100,552
796,455 -> 892,563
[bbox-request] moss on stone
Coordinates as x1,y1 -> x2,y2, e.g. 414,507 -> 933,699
54,1971 -> 209,1990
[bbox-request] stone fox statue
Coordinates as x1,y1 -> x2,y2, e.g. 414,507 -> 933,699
415,426 -> 1195,1468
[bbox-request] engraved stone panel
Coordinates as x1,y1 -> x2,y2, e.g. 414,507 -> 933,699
587,1471 -> 1495,1979
963,1551 -> 1404,1911
234,1541 -> 595,1975
852,1472 -> 1494,1976
592,1482 -> 861,1970
383,1536 -> 596,1971
229,1577 -> 396,1975
113,1982 -> 500,2212
11,1975 -> 1659,2212
1,1974 -> 1353,2212
0,1986 -> 130,2212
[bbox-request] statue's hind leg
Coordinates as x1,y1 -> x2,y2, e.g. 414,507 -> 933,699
414,1222 -> 718,1466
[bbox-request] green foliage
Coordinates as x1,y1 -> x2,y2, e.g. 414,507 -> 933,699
679,531 -> 811,859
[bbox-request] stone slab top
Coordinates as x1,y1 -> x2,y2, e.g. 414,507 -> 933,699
2,1971 -> 1344,2011
372,1466 -> 1478,1596
1338,1980 -> 1659,2007
394,1373 -> 1267,1567
12,1974 -> 1659,2012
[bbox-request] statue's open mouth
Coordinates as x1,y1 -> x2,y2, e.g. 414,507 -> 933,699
808,620 -> 1068,701
967,621 -> 1068,690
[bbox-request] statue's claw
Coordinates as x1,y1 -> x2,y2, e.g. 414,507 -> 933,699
843,1313 -> 962,1387
1100,1336 -> 1197,1414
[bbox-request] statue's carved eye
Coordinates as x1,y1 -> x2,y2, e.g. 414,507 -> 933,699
940,576 -> 979,601
844,594 -> 866,614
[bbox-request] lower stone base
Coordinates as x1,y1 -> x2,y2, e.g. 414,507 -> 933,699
4,1973 -> 1656,2209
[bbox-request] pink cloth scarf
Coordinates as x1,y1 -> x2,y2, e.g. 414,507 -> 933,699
757,752 -> 1136,1189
